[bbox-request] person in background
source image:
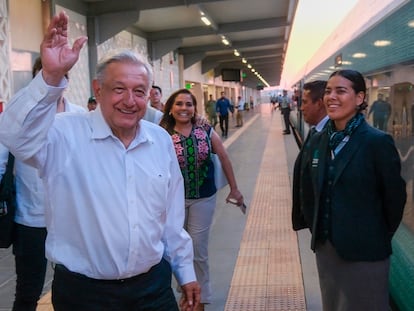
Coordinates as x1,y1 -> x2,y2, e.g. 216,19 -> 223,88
149,85 -> 164,111
205,94 -> 217,129
143,103 -> 163,124
159,88 -> 244,311
216,91 -> 232,138
0,56 -> 85,311
291,80 -> 328,230
368,93 -> 391,131
278,89 -> 292,134
249,95 -> 254,110
0,12 -> 200,311
301,70 -> 406,311
270,93 -> 278,110
87,96 -> 97,111
235,95 -> 244,127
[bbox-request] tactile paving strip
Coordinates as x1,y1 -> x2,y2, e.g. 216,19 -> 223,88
224,110 -> 306,311
36,292 -> 53,311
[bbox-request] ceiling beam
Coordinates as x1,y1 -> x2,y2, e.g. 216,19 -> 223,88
147,17 -> 288,41
179,36 -> 284,54
82,0 -> 227,15
219,17 -> 288,33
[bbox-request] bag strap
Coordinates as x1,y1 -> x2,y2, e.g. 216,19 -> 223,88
0,153 -> 15,199
207,126 -> 215,154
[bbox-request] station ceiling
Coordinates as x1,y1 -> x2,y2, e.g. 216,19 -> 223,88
73,0 -> 298,88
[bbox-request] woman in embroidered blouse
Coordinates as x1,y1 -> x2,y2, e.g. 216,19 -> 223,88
160,88 -> 243,311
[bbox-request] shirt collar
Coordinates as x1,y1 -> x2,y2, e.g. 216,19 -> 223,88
90,105 -> 152,149
315,115 -> 329,132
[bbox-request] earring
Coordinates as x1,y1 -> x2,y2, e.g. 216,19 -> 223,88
169,112 -> 172,116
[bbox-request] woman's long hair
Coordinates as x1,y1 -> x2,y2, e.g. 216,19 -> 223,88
159,88 -> 198,133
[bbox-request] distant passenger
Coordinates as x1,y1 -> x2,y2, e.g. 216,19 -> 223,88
149,85 -> 164,112
249,95 -> 254,110
235,95 -> 244,127
292,80 -> 328,231
216,92 -> 232,138
205,94 -> 218,128
368,93 -> 391,131
300,70 -> 406,311
278,90 -> 292,134
87,96 -> 97,111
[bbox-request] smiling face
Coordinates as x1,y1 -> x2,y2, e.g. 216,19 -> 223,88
324,75 -> 364,130
170,93 -> 195,125
93,61 -> 149,141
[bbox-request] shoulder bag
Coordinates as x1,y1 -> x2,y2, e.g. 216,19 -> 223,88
209,129 -> 228,190
0,153 -> 16,248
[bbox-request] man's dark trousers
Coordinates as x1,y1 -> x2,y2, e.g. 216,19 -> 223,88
282,107 -> 291,133
12,224 -> 47,311
219,114 -> 229,137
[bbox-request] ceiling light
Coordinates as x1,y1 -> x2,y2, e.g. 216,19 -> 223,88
352,53 -> 366,58
221,36 -> 230,46
233,49 -> 240,57
200,16 -> 211,26
251,68 -> 255,72
374,40 -> 391,47
247,64 -> 252,69
198,5 -> 218,30
408,20 -> 414,28
242,58 -> 247,64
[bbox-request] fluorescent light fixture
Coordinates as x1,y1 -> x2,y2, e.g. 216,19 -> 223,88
201,15 -> 211,26
374,40 -> 391,47
221,36 -> 230,46
352,52 -> 366,58
198,5 -> 218,30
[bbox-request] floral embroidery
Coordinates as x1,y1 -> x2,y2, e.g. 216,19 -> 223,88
171,125 -> 212,198
194,128 -> 207,140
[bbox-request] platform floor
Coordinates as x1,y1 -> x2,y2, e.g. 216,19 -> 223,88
0,104 -> 322,311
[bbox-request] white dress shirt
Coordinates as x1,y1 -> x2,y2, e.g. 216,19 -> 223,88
0,100 -> 86,228
0,73 -> 195,284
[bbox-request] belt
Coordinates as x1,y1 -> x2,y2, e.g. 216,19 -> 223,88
54,259 -> 164,284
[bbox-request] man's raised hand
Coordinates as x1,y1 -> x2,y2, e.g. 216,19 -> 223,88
40,11 -> 87,86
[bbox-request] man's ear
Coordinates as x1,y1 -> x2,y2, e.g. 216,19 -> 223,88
92,79 -> 101,100
316,98 -> 324,108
